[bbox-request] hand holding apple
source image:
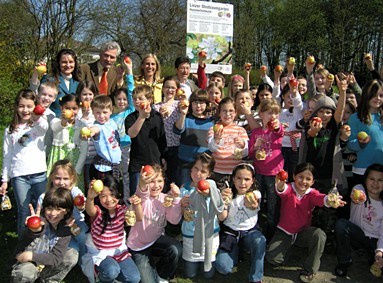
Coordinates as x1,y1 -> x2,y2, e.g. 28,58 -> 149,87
288,57 -> 296,65
244,191 -> 258,210
36,63 -> 47,75
274,65 -> 283,73
340,124 -> 351,141
310,117 -> 322,128
350,188 -> 366,204
197,180 -> 210,196
289,78 -> 299,88
267,118 -> 280,131
357,131 -> 370,143
198,50 -> 207,58
63,110 -> 74,120
92,180 -> 104,193
33,104 -> 46,116
307,56 -> 316,65
364,53 -> 372,61
25,203 -> 43,231
80,127 -> 92,139
277,170 -> 288,182
73,194 -> 85,207
244,63 -> 252,71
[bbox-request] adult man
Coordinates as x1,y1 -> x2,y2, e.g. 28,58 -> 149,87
79,41 -> 124,96
175,56 -> 198,99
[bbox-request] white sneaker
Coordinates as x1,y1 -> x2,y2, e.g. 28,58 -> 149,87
158,277 -> 169,283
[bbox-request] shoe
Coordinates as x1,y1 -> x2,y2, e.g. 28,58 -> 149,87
335,262 -> 351,277
299,270 -> 314,282
158,277 -> 169,283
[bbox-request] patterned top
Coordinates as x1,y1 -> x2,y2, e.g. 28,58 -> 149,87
153,100 -> 181,147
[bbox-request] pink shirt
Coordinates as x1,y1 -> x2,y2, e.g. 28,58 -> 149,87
277,183 -> 326,234
127,188 -> 182,251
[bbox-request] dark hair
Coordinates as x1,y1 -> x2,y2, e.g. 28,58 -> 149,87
294,162 -> 317,179
218,97 -> 235,113
96,175 -> 123,234
357,80 -> 383,125
9,89 -> 37,134
211,71 -> 226,85
254,83 -> 273,108
192,153 -> 215,175
345,100 -> 356,115
41,187 -> 74,221
52,48 -> 80,83
174,56 -> 191,69
188,89 -> 210,114
231,163 -> 257,197
76,80 -> 97,97
162,76 -> 180,90
362,163 -> 383,206
59,93 -> 79,107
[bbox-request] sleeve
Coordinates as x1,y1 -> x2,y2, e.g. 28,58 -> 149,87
346,115 -> 363,152
35,115 -> 49,133
124,112 -> 137,135
126,74 -> 135,112
50,118 -> 64,133
75,139 -> 88,175
165,200 -> 182,225
261,74 -> 274,88
272,85 -> 281,104
291,92 -> 303,113
240,128 -> 249,158
248,130 -> 256,160
1,128 -> 11,182
197,63 -> 207,90
306,72 -> 317,98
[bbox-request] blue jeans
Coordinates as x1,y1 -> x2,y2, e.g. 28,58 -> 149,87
184,260 -> 215,279
11,172 -> 47,235
256,174 -> 280,228
68,220 -> 88,264
335,218 -> 377,265
215,229 -> 266,282
96,256 -> 140,283
130,235 -> 182,283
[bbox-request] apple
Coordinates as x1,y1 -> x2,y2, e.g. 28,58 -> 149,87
80,127 -> 91,138
213,123 -> 223,132
351,189 -> 366,203
267,119 -> 278,131
277,170 -> 288,181
33,104 -> 45,115
260,65 -> 266,71
327,74 -> 335,81
289,78 -> 299,87
63,110 -> 73,119
214,97 -> 221,104
357,131 -> 369,142
199,51 -> 207,58
73,195 -> 85,207
275,65 -> 283,72
341,124 -> 351,132
176,88 -> 185,97
27,216 -> 41,230
143,165 -> 155,177
36,64 -> 47,75
311,117 -> 322,127
244,101 -> 250,107
93,180 -> 104,193
181,100 -> 189,108
288,57 -> 296,65
365,53 -> 372,60
197,180 -> 209,191
140,101 -> 149,110
307,56 -> 316,64
81,101 -> 90,109
124,56 -> 131,64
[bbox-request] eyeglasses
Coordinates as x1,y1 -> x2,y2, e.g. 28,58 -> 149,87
192,101 -> 206,105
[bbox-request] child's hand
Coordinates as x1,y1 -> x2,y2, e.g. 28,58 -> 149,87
198,52 -> 206,67
65,216 -> 75,227
213,125 -> 224,143
87,180 -> 100,200
268,118 -> 280,131
159,105 -> 170,118
336,196 -> 347,207
244,191 -> 258,210
169,183 -> 180,198
275,174 -> 287,191
25,204 -> 45,232
335,72 -> 349,94
221,187 -> 232,200
122,57 -> 133,75
364,54 -> 374,71
138,101 -> 151,118
16,251 -> 33,263
340,124 -> 351,141
305,56 -> 315,74
375,252 -> 383,268
129,194 -> 141,206
348,72 -> 357,86
138,166 -> 158,191
237,102 -> 252,115
234,136 -> 245,149
303,110 -> 312,122
181,195 -> 190,207
253,137 -> 265,150
309,118 -> 322,132
1,182 -> 8,195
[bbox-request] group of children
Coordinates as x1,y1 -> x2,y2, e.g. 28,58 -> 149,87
1,54 -> 383,283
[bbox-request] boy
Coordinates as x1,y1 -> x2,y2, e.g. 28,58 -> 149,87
88,95 -> 122,180
125,85 -> 167,195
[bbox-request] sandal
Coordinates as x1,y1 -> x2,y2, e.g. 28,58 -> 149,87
299,270 -> 314,283
335,263 -> 351,277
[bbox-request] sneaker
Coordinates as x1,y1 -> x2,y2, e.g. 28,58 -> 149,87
299,270 -> 314,282
158,277 -> 169,283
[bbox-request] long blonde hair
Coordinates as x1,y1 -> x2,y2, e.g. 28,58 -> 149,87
138,54 -> 162,83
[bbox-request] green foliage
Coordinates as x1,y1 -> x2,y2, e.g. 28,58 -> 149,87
0,76 -> 23,125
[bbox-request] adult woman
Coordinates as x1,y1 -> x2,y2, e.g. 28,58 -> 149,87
134,53 -> 163,103
30,48 -> 80,117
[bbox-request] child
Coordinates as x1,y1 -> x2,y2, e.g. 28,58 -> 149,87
253,83 -> 273,110
214,163 -> 266,283
233,89 -> 261,135
127,165 -> 182,283
207,97 -> 249,190
206,82 -> 224,119
227,74 -> 245,97
209,71 -> 226,90
82,175 -> 141,283
248,98 -> 284,235
153,76 -> 181,186
125,85 -> 167,194
266,163 -> 345,283
1,89 -> 48,235
111,59 -> 135,198
87,95 -> 122,180
180,153 -> 225,279
38,160 -> 88,263
47,94 -> 81,175
334,163 -> 383,277
174,89 -> 214,185
10,188 -> 78,282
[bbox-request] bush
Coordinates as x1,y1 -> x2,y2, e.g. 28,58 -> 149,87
0,75 -> 22,125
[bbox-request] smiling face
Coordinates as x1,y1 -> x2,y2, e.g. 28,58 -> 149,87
365,170 -> 383,200
148,174 -> 165,198
293,169 -> 315,195
190,160 -> 211,186
80,88 -> 94,104
368,88 -> 383,112
51,168 -> 72,190
342,104 -> 353,123
38,87 -> 57,108
93,106 -> 112,124
208,86 -> 222,104
114,91 -> 128,111
44,206 -> 67,228
176,62 -> 191,83
314,73 -> 325,91
18,98 -> 35,123
61,100 -> 79,122
191,100 -> 207,118
99,49 -> 118,69
258,89 -> 272,102
298,78 -> 307,96
233,168 -> 254,195
59,54 -> 75,76
219,102 -> 236,126
316,107 -> 333,126
142,57 -> 157,79
259,108 -> 279,126
162,80 -> 177,101
99,186 -> 119,213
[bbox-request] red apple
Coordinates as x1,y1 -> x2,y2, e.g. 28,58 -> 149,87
93,180 -> 104,193
277,170 -> 288,181
36,64 -> 47,75
357,131 -> 369,142
81,101 -> 90,109
27,216 -> 41,230
176,88 -> 185,97
124,56 -> 131,64
288,57 -> 296,65
260,65 -> 266,71
327,74 -> 335,81
140,101 -> 149,110
307,56 -> 316,64
213,123 -> 223,132
181,100 -> 190,108
63,110 -> 73,119
33,104 -> 45,115
289,78 -> 299,87
267,119 -> 279,131
73,195 -> 85,207
214,97 -> 221,104
197,180 -> 209,191
143,165 -> 155,177
275,65 -> 283,72
365,53 -> 372,60
341,124 -> 351,132
199,51 -> 207,58
244,63 -> 252,71
351,189 -> 366,203
311,117 -> 322,127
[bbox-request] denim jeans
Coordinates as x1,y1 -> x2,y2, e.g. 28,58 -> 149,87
335,218 -> 377,265
11,172 -> 47,235
215,229 -> 266,282
184,260 -> 215,279
68,220 -> 88,264
130,235 -> 182,283
96,256 -> 140,283
256,174 -> 280,228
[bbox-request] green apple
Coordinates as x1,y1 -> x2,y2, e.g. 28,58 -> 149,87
357,131 -> 369,141
93,180 -> 104,193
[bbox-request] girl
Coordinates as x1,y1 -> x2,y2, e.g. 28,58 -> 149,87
206,82 -> 224,119
248,98 -> 284,236
334,163 -> 383,277
1,89 -> 48,235
83,175 -> 141,283
214,163 -> 266,283
227,74 -> 245,97
347,80 -> 383,187
74,80 -> 97,191
253,83 -> 273,110
30,48 -> 80,117
153,76 -> 181,186
111,59 -> 135,198
10,188 -> 78,282
127,165 -> 182,283
47,94 -> 81,176
134,53 -> 163,103
266,163 -> 345,283
38,160 -> 88,263
174,89 -> 213,186
180,153 -> 225,279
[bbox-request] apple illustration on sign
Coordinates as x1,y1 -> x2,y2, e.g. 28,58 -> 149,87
197,180 -> 209,191
93,180 -> 104,193
143,165 -> 155,177
277,170 -> 288,181
73,195 -> 85,207
33,104 -> 45,115
36,64 -> 47,75
27,216 -> 42,230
